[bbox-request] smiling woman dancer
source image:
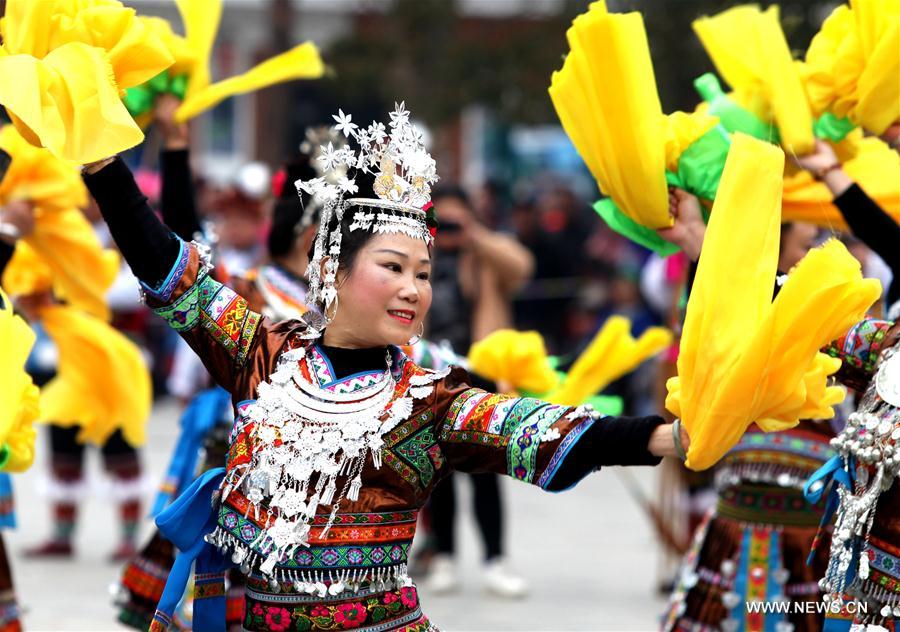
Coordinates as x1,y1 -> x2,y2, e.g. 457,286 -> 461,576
82,104 -> 687,632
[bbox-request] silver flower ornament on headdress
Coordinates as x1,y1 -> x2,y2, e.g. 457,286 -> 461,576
295,102 -> 440,329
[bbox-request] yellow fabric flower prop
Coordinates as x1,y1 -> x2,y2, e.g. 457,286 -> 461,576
0,288 -> 39,472
175,42 -> 325,123
692,5 -> 815,154
0,126 -> 87,212
467,330 -> 561,394
467,318 -> 672,405
544,317 -> 672,406
803,0 -> 900,135
666,133 -> 881,471
0,126 -> 119,321
782,133 -> 900,228
549,1 -> 717,230
125,0 -> 325,125
39,304 -> 152,448
0,0 -> 174,162
1,208 -> 120,324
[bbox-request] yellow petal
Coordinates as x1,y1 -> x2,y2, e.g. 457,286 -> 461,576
549,2 -> 672,229
0,125 -> 87,212
546,317 -> 672,406
175,0 -> 222,99
0,0 -> 174,162
667,134 -> 878,471
804,0 -> 900,134
693,5 -> 815,154
0,288 -> 39,472
176,42 -> 325,123
39,305 -> 151,447
467,329 -> 560,394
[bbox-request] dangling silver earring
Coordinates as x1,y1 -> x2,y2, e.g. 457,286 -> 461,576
407,322 -> 424,345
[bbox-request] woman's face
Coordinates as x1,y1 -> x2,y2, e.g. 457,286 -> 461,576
327,233 -> 433,348
778,222 -> 818,272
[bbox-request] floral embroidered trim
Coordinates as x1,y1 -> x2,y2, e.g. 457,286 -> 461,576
149,610 -> 172,632
506,403 -> 569,483
152,272 -> 207,331
194,572 -> 226,599
439,430 -> 507,449
243,586 -> 424,632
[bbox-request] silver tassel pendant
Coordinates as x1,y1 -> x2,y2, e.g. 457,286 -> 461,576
321,479 -> 336,506
348,474 -> 363,502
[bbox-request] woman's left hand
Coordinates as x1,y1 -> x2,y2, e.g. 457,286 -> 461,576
648,421 -> 690,460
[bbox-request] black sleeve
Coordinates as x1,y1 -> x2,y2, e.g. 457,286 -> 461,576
0,240 -> 13,279
834,184 -> 900,304
543,414 -> 664,491
160,149 -> 203,241
83,158 -> 181,288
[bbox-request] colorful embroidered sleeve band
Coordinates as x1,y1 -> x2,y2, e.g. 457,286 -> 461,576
432,373 -> 663,492
666,133 -> 880,471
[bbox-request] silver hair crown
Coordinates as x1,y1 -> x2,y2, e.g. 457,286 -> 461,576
295,102 -> 439,320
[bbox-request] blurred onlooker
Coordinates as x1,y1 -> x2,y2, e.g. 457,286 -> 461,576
511,185 -> 591,352
205,166 -> 270,277
423,184 -> 534,598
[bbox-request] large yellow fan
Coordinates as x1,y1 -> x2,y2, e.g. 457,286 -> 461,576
693,4 -> 815,155
549,1 -> 716,230
803,0 -> 900,135
0,0 -> 174,162
0,288 -> 39,472
666,133 -> 880,471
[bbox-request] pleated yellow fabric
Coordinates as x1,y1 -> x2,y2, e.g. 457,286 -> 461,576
803,0 -> 900,135
139,16 -> 197,78
38,304 -> 152,448
0,126 -> 87,212
782,133 -> 900,229
549,1 -> 674,230
693,5 -> 815,154
666,133 -> 880,471
545,316 -> 672,406
175,42 -> 326,123
0,288 -> 40,473
27,209 -> 119,321
0,126 -> 119,321
1,242 -> 54,298
0,0 -> 173,162
467,330 -> 561,394
174,0 -> 222,100
466,318 -> 672,404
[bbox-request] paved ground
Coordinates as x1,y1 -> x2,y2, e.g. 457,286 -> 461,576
8,399 -> 670,631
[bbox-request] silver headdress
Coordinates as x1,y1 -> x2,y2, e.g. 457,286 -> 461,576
295,102 -> 439,323
296,126 -> 348,231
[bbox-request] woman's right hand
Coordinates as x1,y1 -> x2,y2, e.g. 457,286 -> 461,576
154,93 -> 190,150
0,199 -> 35,244
657,188 -> 706,262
